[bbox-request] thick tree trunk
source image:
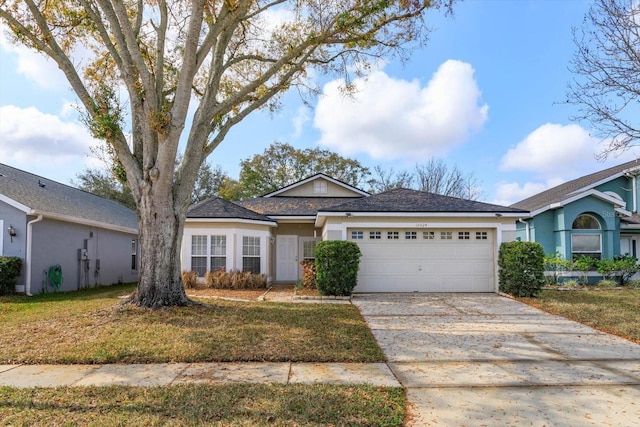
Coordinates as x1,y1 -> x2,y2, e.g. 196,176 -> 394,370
124,189 -> 190,309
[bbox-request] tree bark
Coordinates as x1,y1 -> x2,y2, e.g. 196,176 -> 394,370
124,186 -> 190,309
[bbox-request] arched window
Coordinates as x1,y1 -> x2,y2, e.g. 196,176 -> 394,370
571,214 -> 601,259
572,214 -> 600,230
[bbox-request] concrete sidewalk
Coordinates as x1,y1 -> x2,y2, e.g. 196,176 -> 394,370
0,362 -> 399,388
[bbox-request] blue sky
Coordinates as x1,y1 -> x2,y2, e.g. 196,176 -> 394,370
1,0 -> 636,205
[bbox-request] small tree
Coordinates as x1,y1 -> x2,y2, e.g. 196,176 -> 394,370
315,241 -> 362,296
573,255 -> 596,286
498,242 -> 545,297
543,252 -> 572,285
614,255 -> 639,286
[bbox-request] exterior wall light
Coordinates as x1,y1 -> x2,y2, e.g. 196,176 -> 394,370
7,225 -> 16,242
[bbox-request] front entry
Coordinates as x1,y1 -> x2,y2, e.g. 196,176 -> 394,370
276,235 -> 299,282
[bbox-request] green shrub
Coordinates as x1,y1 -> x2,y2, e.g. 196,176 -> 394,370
573,255 -> 596,285
0,256 -> 23,295
596,258 -> 618,281
315,241 -> 362,296
544,252 -> 572,285
614,255 -> 638,286
498,241 -> 545,297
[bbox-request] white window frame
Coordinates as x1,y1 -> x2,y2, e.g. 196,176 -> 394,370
387,231 -> 399,240
369,231 -> 381,240
351,230 -> 364,240
242,236 -> 261,273
314,180 -> 328,194
423,231 -> 435,240
405,231 -> 417,240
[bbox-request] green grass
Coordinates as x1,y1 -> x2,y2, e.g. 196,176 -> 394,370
519,288 -> 640,344
0,284 -> 384,364
0,384 -> 405,426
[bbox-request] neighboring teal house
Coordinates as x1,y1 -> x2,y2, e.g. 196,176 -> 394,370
511,159 -> 640,261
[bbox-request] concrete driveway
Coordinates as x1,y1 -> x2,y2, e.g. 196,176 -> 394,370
352,293 -> 640,426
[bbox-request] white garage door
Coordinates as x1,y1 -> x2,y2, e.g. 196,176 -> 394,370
351,229 -> 495,293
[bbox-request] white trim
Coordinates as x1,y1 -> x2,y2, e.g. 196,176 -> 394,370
0,194 -> 32,213
0,219 -> 3,256
530,188 -> 628,217
265,216 -> 315,222
264,173 -> 370,197
315,211 -> 523,227
185,217 -> 277,227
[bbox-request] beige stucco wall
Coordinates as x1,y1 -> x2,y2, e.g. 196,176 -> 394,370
276,179 -> 363,197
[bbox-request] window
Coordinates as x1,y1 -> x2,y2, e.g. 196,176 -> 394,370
405,231 -> 417,240
572,214 -> 600,229
191,235 -> 208,276
476,231 -> 488,240
303,240 -> 317,260
423,231 -> 435,240
351,231 -> 364,240
458,231 -> 470,240
242,236 -> 261,273
313,180 -> 327,194
387,231 -> 399,240
440,231 -> 452,240
131,239 -> 138,270
210,235 -> 226,271
369,231 -> 381,239
571,214 -> 602,260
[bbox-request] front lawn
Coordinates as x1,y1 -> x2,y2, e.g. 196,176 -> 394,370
0,384 -> 405,426
0,284 -> 384,364
519,289 -> 640,344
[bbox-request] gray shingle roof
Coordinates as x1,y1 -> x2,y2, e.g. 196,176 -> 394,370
237,197 -> 364,216
188,196 -> 275,222
0,163 -> 137,230
511,159 -> 640,212
320,188 -> 528,213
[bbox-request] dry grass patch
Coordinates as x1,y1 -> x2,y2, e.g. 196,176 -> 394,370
0,284 -> 384,364
519,289 -> 640,344
0,384 -> 405,426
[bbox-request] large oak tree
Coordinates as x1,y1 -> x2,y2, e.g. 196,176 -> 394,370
1,0 -> 453,308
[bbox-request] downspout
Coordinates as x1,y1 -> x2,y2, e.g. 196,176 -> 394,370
634,175 -> 637,213
518,218 -> 530,242
25,214 -> 43,296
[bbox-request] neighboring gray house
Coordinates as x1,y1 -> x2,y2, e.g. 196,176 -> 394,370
0,163 -> 138,294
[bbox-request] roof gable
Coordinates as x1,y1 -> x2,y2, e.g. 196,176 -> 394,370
0,163 -> 137,231
512,159 -> 640,212
263,173 -> 370,198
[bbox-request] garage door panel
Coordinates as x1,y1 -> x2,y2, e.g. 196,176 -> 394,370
352,228 -> 496,293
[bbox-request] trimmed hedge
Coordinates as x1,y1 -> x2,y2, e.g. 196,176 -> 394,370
315,241 -> 362,296
0,256 -> 22,295
498,241 -> 544,297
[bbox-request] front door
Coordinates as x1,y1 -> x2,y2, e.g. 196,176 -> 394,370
276,235 -> 299,282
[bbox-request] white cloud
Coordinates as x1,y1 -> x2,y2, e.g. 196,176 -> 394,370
500,123 -> 599,176
0,27 -> 67,91
0,105 -> 100,184
313,59 -> 488,161
291,106 -> 310,139
492,178 -> 566,206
